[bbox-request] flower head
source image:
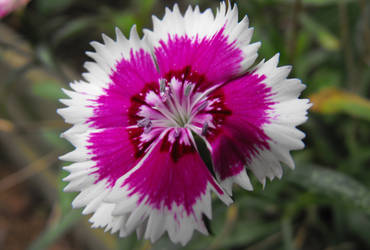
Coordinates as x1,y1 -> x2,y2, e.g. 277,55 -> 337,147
58,1 -> 311,245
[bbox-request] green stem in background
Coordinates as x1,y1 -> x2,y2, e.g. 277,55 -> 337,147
282,218 -> 296,250
287,165 -> 370,215
338,1 -> 357,91
358,0 -> 370,66
208,204 -> 239,250
28,209 -> 82,250
287,0 -> 302,65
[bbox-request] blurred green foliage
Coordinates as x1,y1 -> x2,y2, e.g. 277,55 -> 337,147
0,0 -> 369,249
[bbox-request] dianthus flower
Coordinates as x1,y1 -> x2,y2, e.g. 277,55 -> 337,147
58,1 -> 311,245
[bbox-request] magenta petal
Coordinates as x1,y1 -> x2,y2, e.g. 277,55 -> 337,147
87,127 -> 142,187
123,131 -> 229,216
88,49 -> 159,129
154,28 -> 243,90
209,73 -> 274,180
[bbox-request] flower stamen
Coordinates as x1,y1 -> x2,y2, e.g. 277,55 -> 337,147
202,122 -> 209,136
137,117 -> 152,133
184,83 -> 192,97
197,101 -> 208,112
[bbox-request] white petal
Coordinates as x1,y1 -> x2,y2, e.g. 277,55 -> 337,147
145,210 -> 166,242
89,203 -> 115,228
57,105 -> 94,124
233,169 -> 254,191
247,149 -> 283,186
240,54 -> 312,186
72,181 -> 107,208
64,173 -> 96,192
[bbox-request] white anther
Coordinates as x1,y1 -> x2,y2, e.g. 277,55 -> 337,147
144,123 -> 152,134
174,128 -> 181,138
197,101 -> 208,112
184,83 -> 192,96
160,90 -> 168,102
201,122 -> 209,136
159,79 -> 166,92
137,118 -> 151,127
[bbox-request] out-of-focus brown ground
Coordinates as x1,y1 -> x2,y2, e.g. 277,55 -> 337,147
0,166 -> 79,250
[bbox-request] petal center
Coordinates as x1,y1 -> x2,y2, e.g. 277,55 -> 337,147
127,67 -> 233,161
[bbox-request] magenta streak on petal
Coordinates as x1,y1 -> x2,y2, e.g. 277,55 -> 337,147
123,129 -> 224,215
160,129 -> 195,162
209,73 -> 274,180
154,27 -> 243,90
88,49 -> 159,129
199,90 -> 232,137
127,82 -> 160,126
87,127 -> 140,187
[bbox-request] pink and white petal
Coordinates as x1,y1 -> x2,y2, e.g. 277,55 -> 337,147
88,201 -> 132,237
84,26 -> 153,86
57,86 -> 96,124
61,126 -> 159,241
209,54 -> 310,188
87,127 -> 150,186
219,169 -> 253,195
81,26 -> 148,92
145,2 -> 260,87
270,99 -> 311,127
63,161 -> 97,192
208,72 -> 274,190
254,54 -> 307,106
89,203 -> 119,229
246,148 -> 283,187
61,122 -> 91,142
61,125 -> 150,216
58,27 -> 159,130
214,2 -> 260,72
86,43 -> 159,129
103,132 -> 232,245
63,163 -> 114,221
57,80 -> 105,126
254,54 -> 311,171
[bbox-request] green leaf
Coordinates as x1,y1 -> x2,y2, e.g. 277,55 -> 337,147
287,165 -> 370,214
191,131 -> 216,179
137,0 -> 156,16
347,212 -> 370,247
36,45 -> 56,69
116,234 -> 141,250
295,49 -> 330,82
274,0 -> 355,6
111,12 -> 137,36
310,87 -> 370,121
220,221 -> 280,248
295,31 -> 313,58
282,218 -> 295,250
36,0 -> 74,14
310,67 -> 342,91
32,80 -> 66,100
53,17 -> 98,45
301,0 -> 355,6
300,14 -> 339,51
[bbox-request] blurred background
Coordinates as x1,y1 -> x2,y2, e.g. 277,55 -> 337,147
0,0 -> 369,249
